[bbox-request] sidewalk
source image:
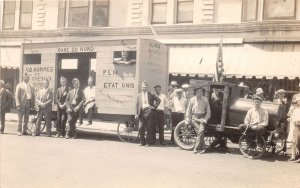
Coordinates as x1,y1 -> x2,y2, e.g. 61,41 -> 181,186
5,112 -> 172,136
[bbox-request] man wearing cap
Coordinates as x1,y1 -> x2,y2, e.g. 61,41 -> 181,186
55,76 -> 69,138
154,85 -> 168,145
170,88 -> 188,143
255,88 -> 266,101
0,80 -> 10,134
185,87 -> 211,153
34,79 -> 53,137
15,73 -> 35,136
239,95 -> 269,136
65,78 -> 85,139
135,81 -> 161,146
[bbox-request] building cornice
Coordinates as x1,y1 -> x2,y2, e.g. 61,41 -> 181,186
1,20 -> 300,41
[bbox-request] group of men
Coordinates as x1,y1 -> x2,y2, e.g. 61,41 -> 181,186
1,74 -> 96,139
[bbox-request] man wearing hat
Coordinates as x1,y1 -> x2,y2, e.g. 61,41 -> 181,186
34,79 -> 53,137
0,80 -> 10,134
169,81 -> 179,100
182,84 -> 194,102
170,88 -> 188,144
287,84 -> 300,162
55,76 -> 69,138
238,82 -> 252,99
185,87 -> 211,153
154,85 -> 168,145
239,95 -> 269,136
255,88 -> 266,101
65,78 -> 85,139
135,81 -> 161,146
15,73 -> 35,136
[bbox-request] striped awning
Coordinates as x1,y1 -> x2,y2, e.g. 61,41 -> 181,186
169,44 -> 300,79
0,47 -> 21,69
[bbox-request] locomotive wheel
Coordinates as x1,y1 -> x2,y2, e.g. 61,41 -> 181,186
239,134 -> 266,159
117,120 -> 139,143
174,121 -> 197,150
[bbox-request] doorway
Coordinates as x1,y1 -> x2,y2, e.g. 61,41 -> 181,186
57,53 -> 96,90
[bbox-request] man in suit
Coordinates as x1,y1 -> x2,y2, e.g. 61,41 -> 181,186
15,73 -> 35,136
0,80 -> 10,134
65,78 -> 85,139
55,76 -> 69,138
135,81 -> 161,146
33,79 -> 53,137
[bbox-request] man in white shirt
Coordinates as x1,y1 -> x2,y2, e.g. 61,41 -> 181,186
79,77 -> 96,125
170,88 -> 188,143
15,73 -> 35,136
154,85 -> 168,145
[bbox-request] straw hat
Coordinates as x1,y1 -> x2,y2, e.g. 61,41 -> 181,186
170,81 -> 179,86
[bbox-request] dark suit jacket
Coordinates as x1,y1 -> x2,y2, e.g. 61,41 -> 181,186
0,89 -> 10,114
65,88 -> 85,111
136,91 -> 161,117
55,86 -> 69,110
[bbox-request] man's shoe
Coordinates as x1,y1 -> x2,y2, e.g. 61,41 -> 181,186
65,134 -> 70,139
72,133 -> 77,139
193,150 -> 198,154
59,135 -> 64,138
22,132 -> 28,136
160,142 -> 166,145
139,143 -> 145,146
18,132 -> 22,136
199,149 -> 206,154
294,159 -> 300,163
55,134 -> 60,138
289,157 -> 296,161
32,133 -> 36,137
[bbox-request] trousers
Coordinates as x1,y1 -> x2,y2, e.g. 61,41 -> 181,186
155,110 -> 165,143
138,108 -> 155,145
57,109 -> 67,136
35,109 -> 52,135
67,110 -> 79,136
17,99 -> 31,133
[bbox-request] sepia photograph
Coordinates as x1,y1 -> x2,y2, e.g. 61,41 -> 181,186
0,0 -> 300,188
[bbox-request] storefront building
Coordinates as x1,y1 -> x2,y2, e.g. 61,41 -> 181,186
1,0 -> 300,101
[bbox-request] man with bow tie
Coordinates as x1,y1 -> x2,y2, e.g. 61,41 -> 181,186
15,73 -> 35,136
55,76 -> 69,138
65,78 -> 85,139
34,79 -> 53,137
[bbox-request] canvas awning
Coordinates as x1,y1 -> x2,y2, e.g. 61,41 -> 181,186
0,47 -> 21,69
169,44 -> 300,79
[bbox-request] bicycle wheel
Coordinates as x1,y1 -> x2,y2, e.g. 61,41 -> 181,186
174,121 -> 197,150
117,120 -> 139,143
26,114 -> 37,134
265,131 -> 286,154
239,134 -> 266,159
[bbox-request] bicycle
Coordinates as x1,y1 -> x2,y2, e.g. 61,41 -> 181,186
26,109 -> 46,135
117,116 -> 140,143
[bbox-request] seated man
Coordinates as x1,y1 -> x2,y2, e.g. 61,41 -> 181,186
239,95 -> 269,135
185,87 -> 211,154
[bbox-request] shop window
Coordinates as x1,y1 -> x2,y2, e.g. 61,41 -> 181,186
2,0 -> 16,30
151,0 -> 167,24
242,0 -> 258,22
69,0 -> 89,27
61,59 -> 78,70
176,0 -> 194,23
19,0 -> 33,29
263,0 -> 295,20
93,0 -> 109,26
24,54 -> 41,65
58,0 -> 66,28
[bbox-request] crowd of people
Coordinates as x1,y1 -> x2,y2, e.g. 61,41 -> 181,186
0,75 -> 299,162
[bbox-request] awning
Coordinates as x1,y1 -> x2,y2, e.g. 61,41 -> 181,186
0,47 -> 21,69
169,44 -> 300,79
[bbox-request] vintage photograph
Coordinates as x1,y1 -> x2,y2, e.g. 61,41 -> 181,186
0,0 -> 300,188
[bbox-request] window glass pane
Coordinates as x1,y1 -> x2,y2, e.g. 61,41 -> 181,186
4,1 -> 16,14
61,59 -> 78,70
93,1 -> 109,26
58,0 -> 66,9
242,0 -> 257,21
3,14 -> 15,29
69,7 -> 89,27
177,1 -> 193,23
20,13 -> 32,28
152,3 -> 167,24
70,0 -> 89,7
264,0 -> 295,20
58,9 -> 66,27
21,0 -> 33,13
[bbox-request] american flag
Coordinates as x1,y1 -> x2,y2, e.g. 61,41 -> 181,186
215,38 -> 224,82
